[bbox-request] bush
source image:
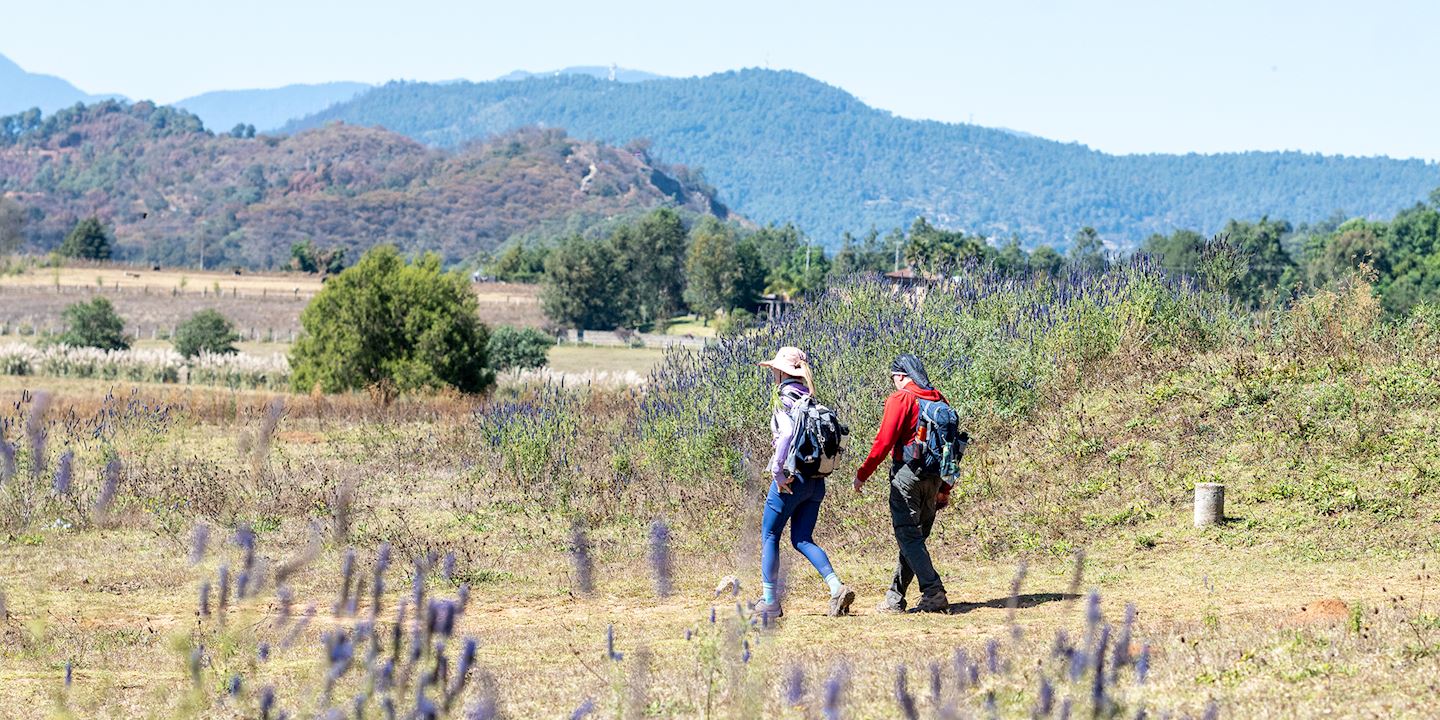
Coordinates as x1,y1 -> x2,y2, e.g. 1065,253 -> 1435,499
487,326 -> 554,372
56,297 -> 129,350
290,245 -> 494,394
172,309 -> 240,358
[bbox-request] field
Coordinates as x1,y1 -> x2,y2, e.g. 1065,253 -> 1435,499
0,265 -> 546,336
1,266 -> 1438,718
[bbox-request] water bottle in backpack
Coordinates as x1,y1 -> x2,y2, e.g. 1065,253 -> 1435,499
904,397 -> 968,483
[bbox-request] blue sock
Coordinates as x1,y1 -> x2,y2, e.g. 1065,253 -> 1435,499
824,573 -> 843,597
762,582 -> 777,604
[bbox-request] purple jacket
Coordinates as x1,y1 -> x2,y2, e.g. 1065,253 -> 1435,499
768,380 -> 811,485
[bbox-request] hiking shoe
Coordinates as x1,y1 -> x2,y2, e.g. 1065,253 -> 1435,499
875,596 -> 907,614
753,598 -> 783,621
828,585 -> 856,617
914,590 -> 951,614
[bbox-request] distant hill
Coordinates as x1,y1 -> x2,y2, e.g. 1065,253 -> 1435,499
0,52 -> 121,115
174,82 -> 372,132
283,69 -> 1440,247
0,100 -> 727,269
496,66 -> 666,83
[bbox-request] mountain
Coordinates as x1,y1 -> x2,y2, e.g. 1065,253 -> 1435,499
0,100 -> 727,268
496,66 -> 665,83
0,52 -> 121,115
282,69 -> 1440,247
174,82 -> 372,133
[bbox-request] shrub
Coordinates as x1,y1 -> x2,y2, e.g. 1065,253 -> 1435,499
487,325 -> 554,372
56,297 -> 129,350
290,245 -> 494,394
172,309 -> 240,358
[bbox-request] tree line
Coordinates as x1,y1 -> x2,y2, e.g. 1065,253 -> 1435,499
505,190 -> 1440,333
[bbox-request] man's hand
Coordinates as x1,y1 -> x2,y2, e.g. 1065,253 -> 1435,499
853,473 -> 866,493
935,486 -> 951,511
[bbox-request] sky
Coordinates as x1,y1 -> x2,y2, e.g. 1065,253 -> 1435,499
2,0 -> 1437,160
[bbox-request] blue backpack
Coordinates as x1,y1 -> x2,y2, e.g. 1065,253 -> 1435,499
903,397 -> 969,482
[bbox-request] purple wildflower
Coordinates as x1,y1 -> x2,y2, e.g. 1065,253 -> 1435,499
65,660 -> 72,688
1059,697 -> 1073,720
1067,548 -> 1086,598
442,551 -> 456,580
1202,699 -> 1219,720
337,548 -> 356,616
1092,624 -> 1111,713
1137,643 -> 1151,684
606,624 -> 623,661
189,645 -> 204,687
785,664 -> 805,705
953,647 -> 971,691
1086,590 -> 1102,631
258,643 -> 270,662
259,685 -> 276,720
742,639 -> 751,663
986,637 -> 1000,674
648,520 -> 673,597
228,674 -> 242,696
199,582 -> 210,617
929,660 -> 942,704
1114,603 -> 1136,670
569,699 -> 596,720
93,458 -> 121,517
569,522 -> 594,594
1036,676 -> 1054,718
52,448 -> 73,495
0,432 -> 15,484
217,564 -> 230,613
822,666 -> 848,720
190,523 -> 210,565
25,390 -> 50,479
894,665 -> 919,720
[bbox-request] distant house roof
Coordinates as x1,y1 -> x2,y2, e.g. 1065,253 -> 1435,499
884,267 -> 937,283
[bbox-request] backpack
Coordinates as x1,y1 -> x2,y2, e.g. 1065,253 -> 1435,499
903,396 -> 969,483
782,396 -> 850,480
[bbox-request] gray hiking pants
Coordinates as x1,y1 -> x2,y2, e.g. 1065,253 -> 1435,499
885,462 -> 946,604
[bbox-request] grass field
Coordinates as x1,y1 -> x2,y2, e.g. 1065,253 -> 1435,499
0,270 -> 1437,718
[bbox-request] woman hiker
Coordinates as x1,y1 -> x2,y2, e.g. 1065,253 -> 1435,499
753,346 -> 856,619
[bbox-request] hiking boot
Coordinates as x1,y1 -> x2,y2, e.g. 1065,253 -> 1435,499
914,590 -> 951,614
828,585 -> 856,617
753,598 -> 783,622
875,596 -> 907,614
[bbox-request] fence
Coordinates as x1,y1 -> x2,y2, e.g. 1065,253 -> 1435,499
558,330 -> 709,350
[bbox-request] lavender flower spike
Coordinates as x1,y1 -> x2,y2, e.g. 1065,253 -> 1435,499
648,520 -> 673,597
52,449 -> 74,495
894,665 -> 919,720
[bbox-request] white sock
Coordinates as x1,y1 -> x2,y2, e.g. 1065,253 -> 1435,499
824,573 -> 843,596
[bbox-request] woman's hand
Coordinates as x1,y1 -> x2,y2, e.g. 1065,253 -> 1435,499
776,474 -> 795,494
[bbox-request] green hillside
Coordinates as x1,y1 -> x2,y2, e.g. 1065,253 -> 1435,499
0,100 -> 727,268
283,69 -> 1440,247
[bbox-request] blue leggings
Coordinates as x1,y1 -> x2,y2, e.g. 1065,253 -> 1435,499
761,477 -> 835,587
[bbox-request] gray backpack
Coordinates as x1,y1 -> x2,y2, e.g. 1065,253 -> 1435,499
782,396 -> 850,479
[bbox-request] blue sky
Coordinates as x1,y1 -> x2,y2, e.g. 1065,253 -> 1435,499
3,0 -> 1436,160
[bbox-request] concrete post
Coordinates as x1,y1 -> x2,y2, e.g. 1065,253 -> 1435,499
1194,482 -> 1225,527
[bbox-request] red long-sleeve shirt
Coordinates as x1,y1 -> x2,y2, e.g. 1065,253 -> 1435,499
856,383 -> 947,482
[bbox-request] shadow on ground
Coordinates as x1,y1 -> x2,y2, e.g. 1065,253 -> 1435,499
944,592 -> 1080,615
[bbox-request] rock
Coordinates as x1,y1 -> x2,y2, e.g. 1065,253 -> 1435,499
714,575 -> 740,598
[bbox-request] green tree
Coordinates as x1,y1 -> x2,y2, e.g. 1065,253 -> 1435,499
905,217 -> 991,270
56,297 -> 129,350
1029,245 -> 1064,279
1219,217 -> 1296,307
1066,227 -> 1108,273
59,216 -> 113,260
290,246 -> 493,394
994,237 -> 1030,275
684,218 -> 763,322
0,197 -> 23,256
172,309 -> 240,358
611,208 -> 689,328
1141,229 -> 1206,274
828,229 -> 893,279
486,242 -> 551,283
540,235 -> 629,332
487,325 -> 555,372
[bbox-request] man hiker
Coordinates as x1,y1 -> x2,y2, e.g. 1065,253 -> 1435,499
854,354 -> 952,614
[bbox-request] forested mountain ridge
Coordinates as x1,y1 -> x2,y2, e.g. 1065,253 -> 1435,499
283,69 -> 1440,247
0,100 -> 727,268
174,82 -> 373,133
